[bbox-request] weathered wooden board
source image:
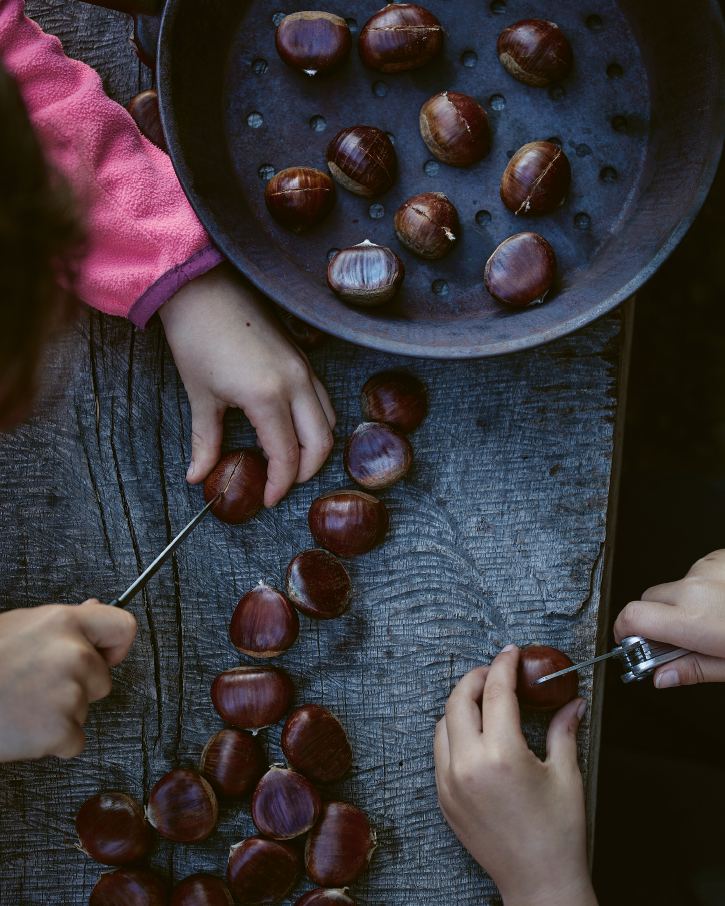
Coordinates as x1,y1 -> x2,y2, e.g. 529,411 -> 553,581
0,4 -> 627,904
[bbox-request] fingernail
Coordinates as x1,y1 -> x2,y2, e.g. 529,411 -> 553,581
656,670 -> 680,689
187,461 -> 195,480
501,644 -> 517,653
577,700 -> 587,720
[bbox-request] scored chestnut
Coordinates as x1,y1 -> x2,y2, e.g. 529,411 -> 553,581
295,891 -> 357,906
327,241 -> 404,307
286,549 -> 353,619
419,92 -> 489,167
484,232 -> 556,308
282,704 -> 353,783
211,665 -> 294,731
394,192 -> 459,259
199,728 -> 267,799
344,422 -> 413,490
497,18 -> 573,87
76,791 -> 152,866
275,12 -> 352,76
229,582 -> 300,658
309,489 -> 389,558
251,766 -> 322,839
265,167 -> 336,233
305,801 -> 377,887
127,89 -> 167,153
170,874 -> 234,906
203,448 -> 267,525
326,126 -> 397,197
516,644 -> 579,712
227,836 -> 302,906
500,142 -> 571,216
360,370 -> 428,433
359,4 -> 443,72
146,769 -> 218,843
89,868 -> 167,906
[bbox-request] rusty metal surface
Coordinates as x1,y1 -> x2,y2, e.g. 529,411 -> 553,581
158,0 -> 725,357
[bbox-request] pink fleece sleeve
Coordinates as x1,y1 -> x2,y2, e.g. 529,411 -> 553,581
0,0 -> 225,328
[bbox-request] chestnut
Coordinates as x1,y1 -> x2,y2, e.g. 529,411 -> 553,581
203,449 -> 267,525
500,142 -> 571,215
359,4 -> 443,72
146,769 -> 218,843
275,12 -> 352,76
211,665 -> 294,730
516,644 -> 578,712
76,791 -> 152,866
227,836 -> 302,906
484,232 -> 556,307
286,549 -> 352,619
326,126 -> 397,197
394,192 -> 459,259
282,704 -> 353,783
229,582 -> 300,658
327,241 -> 404,307
419,92 -> 489,167
171,874 -> 233,906
497,19 -> 573,87
305,801 -> 376,887
308,489 -> 389,558
295,891 -> 356,906
360,370 -> 428,433
265,167 -> 336,233
199,728 -> 267,799
273,304 -> 328,351
89,868 -> 167,906
344,422 -> 413,490
127,90 -> 167,153
251,766 -> 322,839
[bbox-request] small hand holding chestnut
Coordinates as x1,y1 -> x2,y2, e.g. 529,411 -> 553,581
434,646 -> 597,906
0,601 -> 137,762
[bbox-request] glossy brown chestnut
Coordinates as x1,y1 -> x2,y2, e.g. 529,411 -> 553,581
344,422 -> 413,490
211,665 -> 294,730
394,192 -> 459,259
275,12 -> 352,76
273,304 -> 328,351
89,868 -> 167,906
359,4 -> 443,72
170,874 -> 233,906
327,241 -> 404,307
251,766 -> 322,839
360,370 -> 428,433
419,92 -> 489,167
500,142 -> 571,216
203,449 -> 267,525
227,836 -> 302,906
484,232 -> 556,307
497,19 -> 573,87
282,704 -> 353,783
305,801 -> 376,887
309,489 -> 389,558
516,644 -> 578,712
295,891 -> 357,906
286,549 -> 352,619
265,167 -> 336,233
146,769 -> 218,843
326,126 -> 397,197
76,791 -> 152,866
127,90 -> 167,152
199,728 -> 267,799
230,582 -> 300,658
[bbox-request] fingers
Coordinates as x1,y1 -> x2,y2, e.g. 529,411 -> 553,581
653,652 -> 725,688
546,697 -> 586,768
75,601 -> 138,667
614,598 -> 725,655
434,715 -> 451,773
248,401 -> 301,508
481,646 -> 526,751
50,721 -> 86,760
444,666 -> 489,757
309,371 -> 337,430
186,396 -> 226,483
290,391 -> 335,485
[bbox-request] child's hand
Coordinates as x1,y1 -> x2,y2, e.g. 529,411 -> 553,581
159,263 -> 336,507
0,601 -> 137,762
614,548 -> 725,688
434,646 -> 597,906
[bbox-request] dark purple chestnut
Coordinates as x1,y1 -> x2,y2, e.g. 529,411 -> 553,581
305,801 -> 377,887
282,704 -> 352,783
326,126 -> 397,197
359,4 -> 443,72
199,728 -> 267,799
360,371 -> 428,433
251,766 -> 322,839
517,644 -> 578,712
210,666 -> 294,731
273,304 -> 328,351
275,12 -> 352,76
327,241 -> 404,307
203,449 -> 267,525
170,874 -> 233,906
497,19 -> 573,87
308,489 -> 389,558
344,422 -> 413,490
127,90 -> 167,153
394,192 -> 459,259
286,549 -> 352,619
419,92 -> 489,167
295,891 -> 357,906
76,791 -> 152,866
484,232 -> 556,307
500,142 -> 571,215
265,167 -> 336,233
89,868 -> 166,906
229,582 -> 300,658
146,769 -> 217,843
227,836 -> 302,906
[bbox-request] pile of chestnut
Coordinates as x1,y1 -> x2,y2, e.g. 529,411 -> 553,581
264,6 -> 575,309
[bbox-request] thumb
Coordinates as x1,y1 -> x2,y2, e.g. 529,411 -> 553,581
76,600 -> 137,667
653,652 -> 725,688
545,697 -> 586,768
187,396 -> 225,484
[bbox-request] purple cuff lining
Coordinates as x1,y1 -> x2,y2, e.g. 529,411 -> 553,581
128,243 -> 226,329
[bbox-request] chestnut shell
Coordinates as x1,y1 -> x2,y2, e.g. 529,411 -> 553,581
275,12 -> 352,76
484,232 -> 556,307
251,766 -> 322,839
265,167 -> 336,233
127,89 -> 167,153
305,801 -> 377,887
295,891 -> 357,906
516,644 -> 579,712
359,4 -> 443,73
89,868 -> 167,906
343,422 -> 413,490
308,489 -> 389,558
146,769 -> 218,843
203,449 -> 267,525
199,728 -> 267,798
326,126 -> 397,197
500,142 -> 571,216
229,583 -> 300,658
170,874 -> 234,906
327,241 -> 404,307
286,549 -> 353,619
227,836 -> 302,906
419,92 -> 490,167
394,192 -> 460,259
76,791 -> 152,866
497,18 -> 573,87
282,704 -> 353,783
360,370 -> 428,433
211,665 -> 294,730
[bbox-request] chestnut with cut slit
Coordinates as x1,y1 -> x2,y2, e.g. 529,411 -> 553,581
394,192 -> 459,259
516,644 -> 578,712
211,665 -> 294,730
497,19 -> 573,87
203,449 -> 267,525
500,142 -> 571,216
199,728 -> 267,798
170,874 -> 234,906
251,766 -> 321,839
229,582 -> 300,658
286,549 -> 352,619
359,4 -> 443,72
327,241 -> 404,306
360,371 -> 428,433
127,90 -> 167,152
419,92 -> 489,167
344,422 -> 413,489
146,769 -> 218,843
76,791 -> 152,866
484,232 -> 556,307
264,167 -> 336,233
89,868 -> 167,906
295,891 -> 357,906
227,836 -> 302,906
326,126 -> 397,197
305,801 -> 377,887
309,489 -> 389,558
275,12 -> 352,76
282,704 -> 353,783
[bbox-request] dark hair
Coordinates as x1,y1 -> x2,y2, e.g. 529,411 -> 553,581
0,60 -> 84,428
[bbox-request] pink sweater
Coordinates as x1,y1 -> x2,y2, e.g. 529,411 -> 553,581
0,0 -> 224,328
